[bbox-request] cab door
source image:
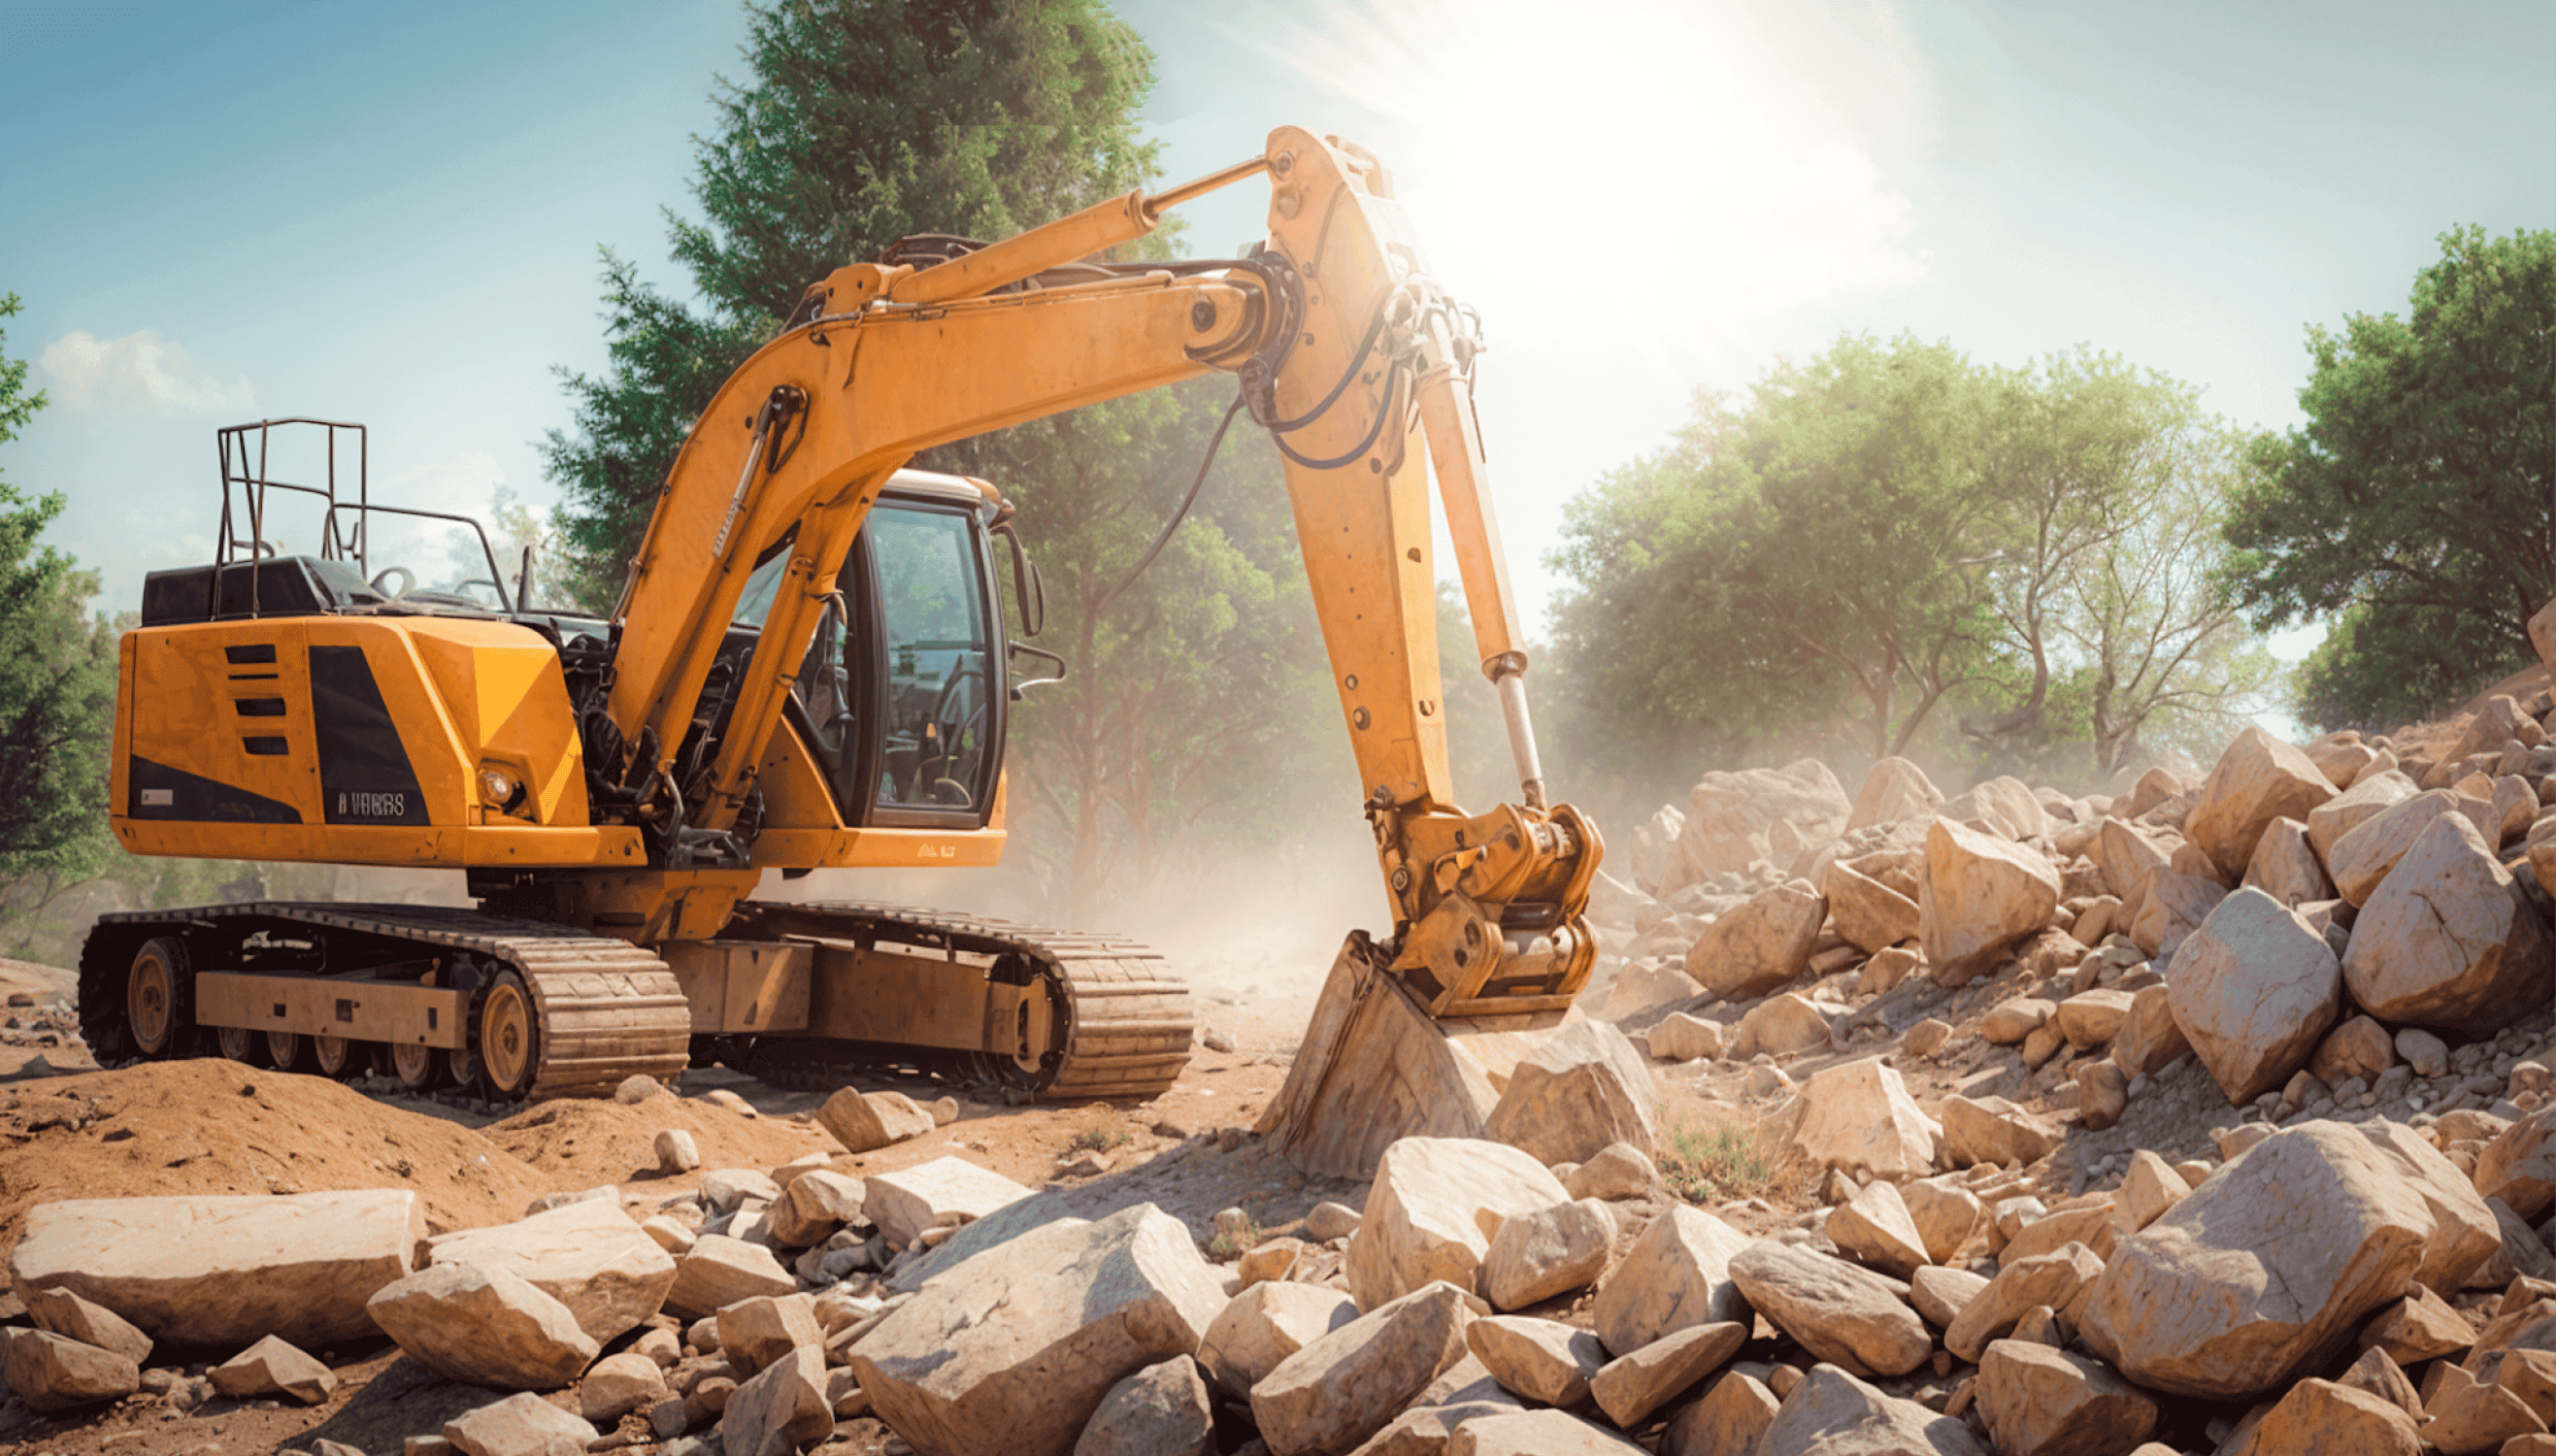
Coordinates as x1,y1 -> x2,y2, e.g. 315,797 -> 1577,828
841,495 -> 1008,828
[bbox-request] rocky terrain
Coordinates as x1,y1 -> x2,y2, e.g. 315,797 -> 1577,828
0,683 -> 2550,1456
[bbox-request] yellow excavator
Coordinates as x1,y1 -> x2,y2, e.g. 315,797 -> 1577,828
77,127 -> 1603,1110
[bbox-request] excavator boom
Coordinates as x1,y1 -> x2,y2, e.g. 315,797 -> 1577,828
598,126 -> 1602,1012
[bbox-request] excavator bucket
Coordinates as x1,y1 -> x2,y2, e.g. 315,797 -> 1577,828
1255,931 -> 1577,1178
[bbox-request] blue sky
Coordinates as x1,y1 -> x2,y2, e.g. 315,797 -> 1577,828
5,0 -> 2551,678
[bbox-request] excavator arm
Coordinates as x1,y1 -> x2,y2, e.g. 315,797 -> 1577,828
601,126 -> 1602,1017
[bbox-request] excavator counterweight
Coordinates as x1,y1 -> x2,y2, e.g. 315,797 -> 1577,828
80,129 -> 1604,1171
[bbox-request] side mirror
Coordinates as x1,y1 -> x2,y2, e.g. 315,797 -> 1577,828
993,522 -> 1045,638
1007,642 -> 1066,699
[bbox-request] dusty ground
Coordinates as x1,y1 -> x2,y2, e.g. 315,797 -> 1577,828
0,948 -> 1352,1456
5,896 -> 2524,1456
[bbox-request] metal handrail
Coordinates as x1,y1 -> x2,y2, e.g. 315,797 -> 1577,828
320,502 -> 514,612
213,417 -> 367,620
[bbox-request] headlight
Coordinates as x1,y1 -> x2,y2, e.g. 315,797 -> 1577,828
479,768 -> 521,808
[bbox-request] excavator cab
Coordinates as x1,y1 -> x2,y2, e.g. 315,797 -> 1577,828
749,473 -> 1016,831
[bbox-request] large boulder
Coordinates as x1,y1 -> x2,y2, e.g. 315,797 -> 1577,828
817,1088 -> 935,1154
1588,1320 -> 1745,1428
2169,888 -> 2344,1105
1250,1282 -> 1475,1456
1478,1199 -> 1614,1312
2243,816 -> 2335,907
1729,993 -> 1832,1059
0,1328 -> 139,1412
209,1334 -> 336,1404
2078,1121 -> 2498,1399
20,1286 -> 149,1365
1465,1315 -> 1608,1407
1070,1357 -> 1213,1456
1727,1242 -> 1930,1378
846,1204 -> 1229,1456
2090,819 -> 2171,906
2111,983 -> 2194,1077
426,1199 -> 678,1345
367,1263 -> 601,1391
1825,1181 -> 1931,1279
1918,818 -> 2062,981
1955,776 -> 2049,843
2130,867 -> 2226,961
1824,862 -> 1921,955
1751,1365 -> 1990,1456
864,1156 -> 1033,1248
2218,1377 -> 2422,1456
1975,1340 -> 2159,1456
664,1236 -> 796,1320
1345,1138 -> 1569,1309
444,1391 -> 599,1456
1481,1020 -> 1657,1167
1938,1095 -> 2062,1170
9,1189 -> 423,1348
2474,1106 -> 2556,1221
2341,812 -> 2554,1036
720,1346 -> 831,1456
1657,1370 -> 1780,1456
1944,1243 -> 2107,1362
1673,759 -> 1851,884
1681,882 -> 1824,1002
1784,1059 -> 1940,1181
1591,1205 -> 1754,1357
2307,771 -> 2417,864
1448,1409 -> 1644,1456
2328,789 -> 2464,905
2188,726 -> 2340,880
1848,758 -> 1945,832
1197,1282 -> 1357,1399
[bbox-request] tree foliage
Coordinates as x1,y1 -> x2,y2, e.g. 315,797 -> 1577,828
541,0 -> 1163,606
2225,226 -> 2555,730
1547,332 -> 2269,797
0,294 -> 119,882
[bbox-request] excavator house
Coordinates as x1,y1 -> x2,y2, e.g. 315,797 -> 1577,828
78,128 -> 1604,1135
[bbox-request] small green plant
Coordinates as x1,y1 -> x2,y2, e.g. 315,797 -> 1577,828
1207,1215 -> 1264,1262
1657,1120 -> 1773,1205
1071,1126 -> 1133,1154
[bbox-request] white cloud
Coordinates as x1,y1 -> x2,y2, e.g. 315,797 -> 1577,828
39,328 -> 255,414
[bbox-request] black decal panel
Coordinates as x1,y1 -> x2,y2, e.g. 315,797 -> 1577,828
311,645 -> 431,825
127,756 -> 303,823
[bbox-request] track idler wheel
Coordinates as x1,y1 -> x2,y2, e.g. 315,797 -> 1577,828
472,967 -> 541,1100
118,936 -> 196,1061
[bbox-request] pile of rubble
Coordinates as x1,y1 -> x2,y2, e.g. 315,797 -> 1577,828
0,692 -> 2551,1455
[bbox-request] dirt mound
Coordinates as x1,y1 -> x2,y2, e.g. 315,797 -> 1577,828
0,1059 -> 552,1263
478,1088 -> 839,1190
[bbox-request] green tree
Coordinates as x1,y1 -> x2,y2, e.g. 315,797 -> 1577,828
0,294 -> 121,891
1549,335 -> 2008,778
2225,226 -> 2555,731
1966,351 -> 2275,776
542,0 -> 1164,605
1549,332 -> 2274,796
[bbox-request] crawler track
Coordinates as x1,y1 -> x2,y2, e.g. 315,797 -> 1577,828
79,899 -> 1191,1104
740,900 -> 1195,1102
81,902 -> 693,1099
